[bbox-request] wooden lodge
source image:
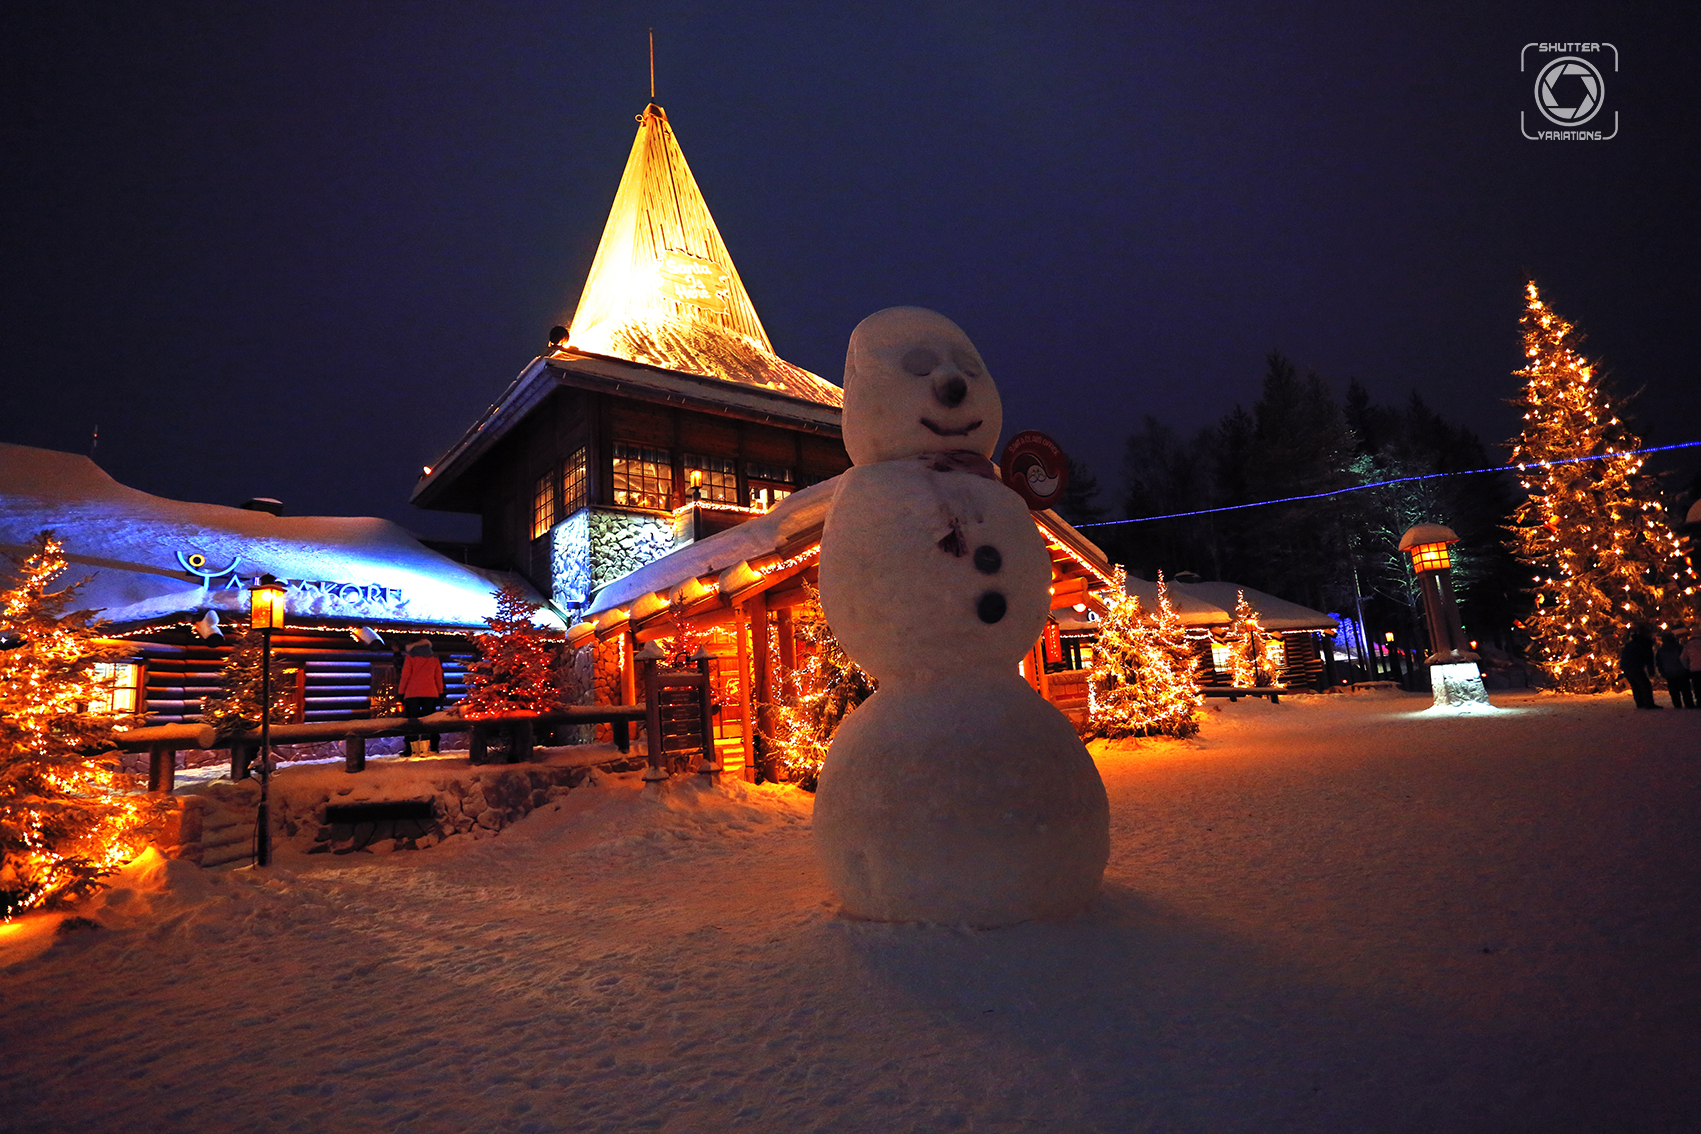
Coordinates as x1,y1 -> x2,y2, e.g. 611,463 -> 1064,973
0,442 -> 546,735
565,486 -> 1122,779
410,102 -> 850,623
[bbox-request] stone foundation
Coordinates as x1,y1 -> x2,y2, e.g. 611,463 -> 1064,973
163,749 -> 649,865
1429,661 -> 1492,709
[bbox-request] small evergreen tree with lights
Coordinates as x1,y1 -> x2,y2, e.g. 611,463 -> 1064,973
459,583 -> 562,716
761,587 -> 874,790
203,630 -> 299,735
1086,568 -> 1203,738
1225,589 -> 1285,687
661,620 -> 710,669
0,532 -> 166,920
1508,282 -> 1700,692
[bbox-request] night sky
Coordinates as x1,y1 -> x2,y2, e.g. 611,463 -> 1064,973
4,2 -> 1697,541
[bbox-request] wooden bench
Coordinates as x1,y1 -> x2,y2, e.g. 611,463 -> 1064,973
323,799 -> 437,849
1203,687 -> 1286,704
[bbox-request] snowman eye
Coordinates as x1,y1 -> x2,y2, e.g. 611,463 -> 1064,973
901,347 -> 940,376
951,349 -> 981,377
973,545 -> 1001,574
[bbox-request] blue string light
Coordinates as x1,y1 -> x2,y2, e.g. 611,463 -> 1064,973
1080,440 -> 1701,528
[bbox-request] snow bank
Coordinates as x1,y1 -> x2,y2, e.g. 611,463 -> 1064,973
2,688 -> 1697,1133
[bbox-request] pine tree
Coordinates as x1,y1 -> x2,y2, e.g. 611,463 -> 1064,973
1054,457 -> 1106,527
762,587 -> 874,790
203,630 -> 299,735
1,532 -> 166,920
1086,568 -> 1203,738
1224,589 -> 1284,687
1507,282 -> 1699,692
459,583 -> 561,717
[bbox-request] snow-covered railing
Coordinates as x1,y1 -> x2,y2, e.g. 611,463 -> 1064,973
114,707 -> 650,792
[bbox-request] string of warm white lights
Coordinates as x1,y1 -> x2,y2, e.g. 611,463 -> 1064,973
1081,439 -> 1701,528
1507,282 -> 1698,692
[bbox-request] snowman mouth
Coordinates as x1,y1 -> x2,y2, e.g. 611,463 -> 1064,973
921,418 -> 982,437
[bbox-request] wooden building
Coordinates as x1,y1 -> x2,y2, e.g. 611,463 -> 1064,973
411,102 -> 850,625
0,442 -> 550,731
566,486 -> 1121,778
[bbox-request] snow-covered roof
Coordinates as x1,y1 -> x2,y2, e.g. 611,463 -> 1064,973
585,479 -> 837,618
1168,579 -> 1338,632
565,103 -> 843,407
1125,575 -> 1232,626
574,474 -> 1127,651
0,443 -> 556,633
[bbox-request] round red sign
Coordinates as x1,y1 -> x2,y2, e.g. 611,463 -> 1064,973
1000,431 -> 1069,511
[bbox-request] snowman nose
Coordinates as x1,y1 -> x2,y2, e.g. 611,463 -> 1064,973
934,375 -> 968,408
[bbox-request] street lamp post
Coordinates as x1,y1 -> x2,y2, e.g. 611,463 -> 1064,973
249,575 -> 286,866
1399,525 -> 1490,710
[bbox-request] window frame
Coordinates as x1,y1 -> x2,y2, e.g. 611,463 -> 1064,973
682,452 -> 738,504
612,442 -> 675,510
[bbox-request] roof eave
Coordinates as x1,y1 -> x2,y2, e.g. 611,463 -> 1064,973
410,358 -> 556,511
545,352 -> 844,434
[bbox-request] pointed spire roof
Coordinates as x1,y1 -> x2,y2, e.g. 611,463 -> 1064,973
565,104 -> 842,407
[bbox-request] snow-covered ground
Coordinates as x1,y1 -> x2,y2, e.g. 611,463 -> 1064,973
3,688 -> 1698,1133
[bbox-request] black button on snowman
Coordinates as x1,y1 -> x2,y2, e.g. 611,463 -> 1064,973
815,307 -> 1111,926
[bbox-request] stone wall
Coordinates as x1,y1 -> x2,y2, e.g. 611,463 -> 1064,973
556,644 -> 597,745
550,508 -> 592,610
287,765 -> 590,854
592,637 -> 623,742
588,509 -> 673,591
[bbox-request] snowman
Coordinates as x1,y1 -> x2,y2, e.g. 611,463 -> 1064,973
814,307 -> 1110,926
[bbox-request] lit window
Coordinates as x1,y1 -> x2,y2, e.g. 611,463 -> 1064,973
562,447 -> 588,515
1211,642 -> 1231,671
683,453 -> 737,503
531,470 -> 558,539
747,461 -> 793,509
90,661 -> 142,718
613,443 -> 674,509
1409,542 -> 1452,572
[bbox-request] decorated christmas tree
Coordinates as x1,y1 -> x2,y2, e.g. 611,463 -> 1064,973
459,583 -> 561,717
1225,589 -> 1284,687
1085,567 -> 1203,738
1508,282 -> 1699,692
762,587 -> 874,789
203,629 -> 299,735
661,619 -> 710,669
1,532 -> 166,920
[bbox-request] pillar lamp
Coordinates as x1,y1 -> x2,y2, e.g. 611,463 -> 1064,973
249,574 -> 286,865
1398,524 -> 1490,710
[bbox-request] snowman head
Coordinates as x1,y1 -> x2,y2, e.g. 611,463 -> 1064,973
842,307 -> 1003,465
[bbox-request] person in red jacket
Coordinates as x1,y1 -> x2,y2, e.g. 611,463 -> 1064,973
398,638 -> 446,756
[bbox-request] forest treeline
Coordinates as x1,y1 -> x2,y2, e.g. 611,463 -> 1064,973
1055,351 -> 1526,650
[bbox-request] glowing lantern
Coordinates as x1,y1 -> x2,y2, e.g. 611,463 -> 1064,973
247,574 -> 286,867
1406,541 -> 1452,573
1398,524 -> 1489,710
249,575 -> 287,630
